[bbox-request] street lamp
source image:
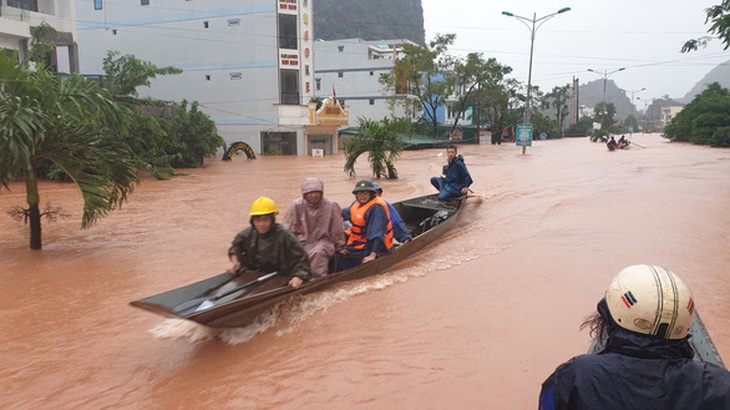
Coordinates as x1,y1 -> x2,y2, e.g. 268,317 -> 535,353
587,67 -> 625,130
628,87 -> 646,118
502,7 -> 571,124
587,67 -> 626,106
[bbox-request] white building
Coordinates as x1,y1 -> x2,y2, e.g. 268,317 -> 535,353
313,38 -> 418,126
1,0 -> 78,71
73,0 -> 314,155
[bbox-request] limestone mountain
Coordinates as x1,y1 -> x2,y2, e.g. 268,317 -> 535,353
679,59 -> 730,103
313,0 -> 425,44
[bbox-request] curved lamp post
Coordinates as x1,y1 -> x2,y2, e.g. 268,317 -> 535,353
502,7 -> 571,124
587,67 -> 625,130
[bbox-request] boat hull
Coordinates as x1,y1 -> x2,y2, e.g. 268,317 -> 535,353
130,194 -> 466,328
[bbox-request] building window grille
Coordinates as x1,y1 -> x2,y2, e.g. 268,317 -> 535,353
7,0 -> 39,11
315,78 -> 321,91
278,14 -> 298,50
204,21 -> 209,29
94,0 -> 103,10
338,46 -> 344,52
369,99 -> 375,105
280,69 -> 300,105
338,72 -> 343,78
141,0 -> 149,5
205,75 -> 211,81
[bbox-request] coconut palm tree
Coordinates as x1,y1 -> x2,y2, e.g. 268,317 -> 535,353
343,118 -> 404,179
0,52 -> 138,250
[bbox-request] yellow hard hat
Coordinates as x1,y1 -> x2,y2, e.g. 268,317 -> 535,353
249,196 -> 278,216
606,264 -> 694,340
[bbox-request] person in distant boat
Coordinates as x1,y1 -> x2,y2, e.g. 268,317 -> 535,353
430,145 -> 473,201
607,136 -> 618,150
617,135 -> 628,149
283,178 -> 345,278
336,179 -> 394,271
539,264 -> 730,410
228,196 -> 310,289
371,180 -> 413,244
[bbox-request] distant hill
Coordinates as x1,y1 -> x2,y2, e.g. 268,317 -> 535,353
579,79 -> 635,119
679,59 -> 730,103
313,0 -> 425,44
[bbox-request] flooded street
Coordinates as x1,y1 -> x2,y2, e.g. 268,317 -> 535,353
1,134 -> 729,409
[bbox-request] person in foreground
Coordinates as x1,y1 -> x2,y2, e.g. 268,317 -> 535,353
430,145 -> 473,201
228,196 -> 310,289
336,179 -> 393,271
539,264 -> 730,410
371,181 -> 413,243
283,177 -> 345,278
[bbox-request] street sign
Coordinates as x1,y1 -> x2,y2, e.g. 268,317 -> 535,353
516,123 -> 533,147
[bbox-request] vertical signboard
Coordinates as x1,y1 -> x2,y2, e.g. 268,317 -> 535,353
516,123 -> 533,147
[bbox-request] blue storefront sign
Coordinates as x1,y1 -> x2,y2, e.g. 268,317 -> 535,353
516,123 -> 533,147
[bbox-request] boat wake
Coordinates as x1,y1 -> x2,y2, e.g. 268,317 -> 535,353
148,238 -> 513,345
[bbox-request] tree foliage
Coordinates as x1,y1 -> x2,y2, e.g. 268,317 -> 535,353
344,118 -> 404,179
544,84 -> 571,135
380,34 -> 455,135
0,51 -> 138,249
663,83 -> 730,146
682,1 -> 730,52
102,51 -> 183,97
593,102 -> 617,131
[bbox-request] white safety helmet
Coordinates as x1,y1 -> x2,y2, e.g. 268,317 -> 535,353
605,264 -> 695,340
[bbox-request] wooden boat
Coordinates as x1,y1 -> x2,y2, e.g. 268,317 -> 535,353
587,311 -> 726,368
130,194 -> 466,328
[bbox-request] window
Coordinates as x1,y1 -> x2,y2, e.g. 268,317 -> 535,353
280,70 -> 300,105
205,75 -> 211,81
112,29 -> 118,35
369,71 -> 374,76
230,72 -> 242,80
337,46 -> 344,52
141,0 -> 149,5
315,78 -> 321,91
7,0 -> 39,11
204,21 -> 209,29
338,72 -> 343,78
278,14 -> 298,50
94,0 -> 103,10
228,18 -> 240,26
369,99 -> 375,105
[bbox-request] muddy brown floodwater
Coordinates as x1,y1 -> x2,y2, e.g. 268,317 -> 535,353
1,134 -> 729,409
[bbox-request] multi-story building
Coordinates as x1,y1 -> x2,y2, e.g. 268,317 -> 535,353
1,0 -> 78,71
74,0 -> 314,155
660,105 -> 684,129
313,38 -> 419,126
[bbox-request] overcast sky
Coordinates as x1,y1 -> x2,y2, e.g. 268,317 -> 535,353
421,0 -> 728,105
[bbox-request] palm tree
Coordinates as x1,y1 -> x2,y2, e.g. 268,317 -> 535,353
0,52 -> 138,250
343,118 -> 404,179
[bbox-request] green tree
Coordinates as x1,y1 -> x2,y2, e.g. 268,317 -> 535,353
545,84 -> 571,136
593,102 -> 616,131
102,50 -> 182,97
380,34 -> 455,135
0,52 -> 138,250
166,100 -> 225,168
682,1 -> 730,52
663,83 -> 730,146
344,118 -> 404,179
447,54 -> 512,134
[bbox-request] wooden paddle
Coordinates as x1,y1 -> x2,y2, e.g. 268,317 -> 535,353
172,271 -> 278,314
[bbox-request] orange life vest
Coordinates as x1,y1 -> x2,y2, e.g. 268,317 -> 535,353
346,196 -> 394,252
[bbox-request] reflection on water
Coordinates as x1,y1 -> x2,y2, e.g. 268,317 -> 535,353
1,134 -> 729,408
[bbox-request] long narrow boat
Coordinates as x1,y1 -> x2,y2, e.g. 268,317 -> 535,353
130,194 -> 466,328
587,311 -> 726,368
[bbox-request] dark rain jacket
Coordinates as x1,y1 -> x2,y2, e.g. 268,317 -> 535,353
228,223 -> 310,281
539,328 -> 730,410
442,155 -> 473,194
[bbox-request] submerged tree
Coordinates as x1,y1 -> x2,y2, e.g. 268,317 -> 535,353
0,52 -> 138,250
344,118 -> 404,179
663,83 -> 730,146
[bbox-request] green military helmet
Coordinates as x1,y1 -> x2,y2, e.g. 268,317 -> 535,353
352,179 -> 377,194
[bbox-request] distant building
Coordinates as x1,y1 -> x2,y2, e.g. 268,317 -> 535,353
313,38 -> 420,125
73,0 -> 315,155
660,105 -> 684,129
1,0 -> 78,71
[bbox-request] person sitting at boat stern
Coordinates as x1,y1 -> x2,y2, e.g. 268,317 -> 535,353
430,144 -> 473,202
372,181 -> 412,243
336,180 -> 394,271
283,177 -> 345,278
539,264 -> 730,410
228,196 -> 310,289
